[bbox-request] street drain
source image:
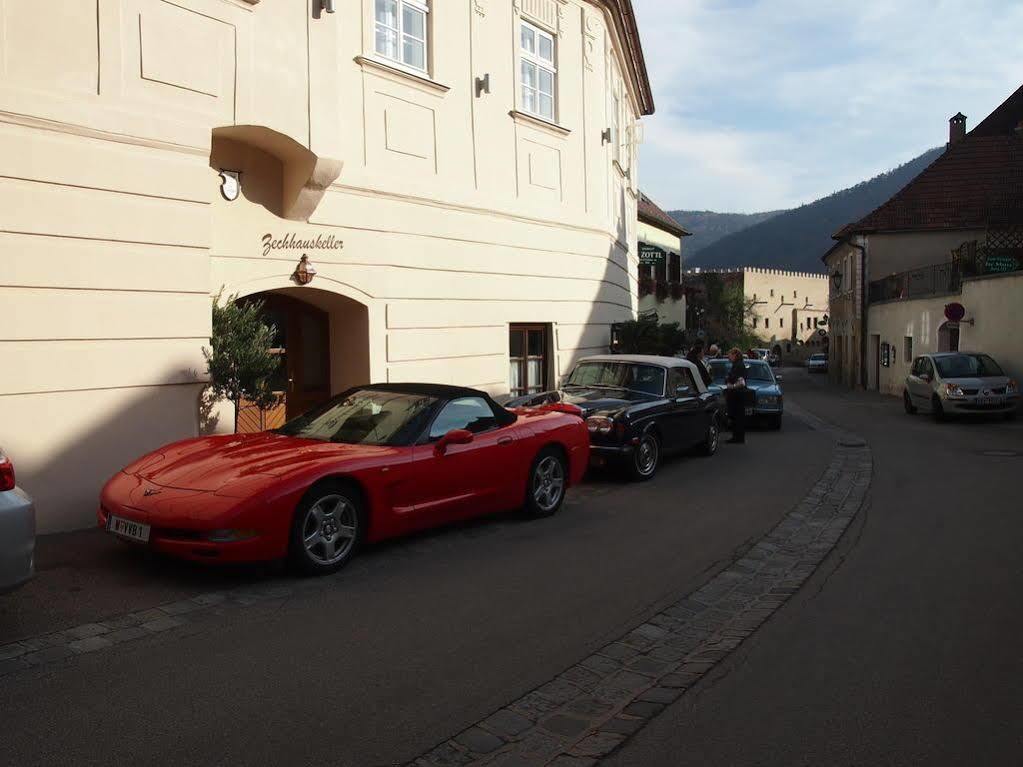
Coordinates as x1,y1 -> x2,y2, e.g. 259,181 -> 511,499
982,450 -> 1021,458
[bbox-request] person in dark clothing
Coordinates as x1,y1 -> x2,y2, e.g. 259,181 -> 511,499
725,347 -> 748,444
686,342 -> 712,387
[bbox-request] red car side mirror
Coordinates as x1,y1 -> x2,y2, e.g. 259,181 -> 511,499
434,428 -> 474,455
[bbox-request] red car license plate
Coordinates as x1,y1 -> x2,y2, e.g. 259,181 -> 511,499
107,515 -> 151,544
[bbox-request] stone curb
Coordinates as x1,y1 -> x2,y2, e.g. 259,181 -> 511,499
0,585 -> 296,677
407,404 -> 873,766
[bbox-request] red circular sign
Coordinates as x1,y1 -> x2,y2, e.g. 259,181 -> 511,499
945,302 -> 966,322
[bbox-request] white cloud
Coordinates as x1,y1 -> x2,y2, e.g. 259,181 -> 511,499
632,0 -> 1023,212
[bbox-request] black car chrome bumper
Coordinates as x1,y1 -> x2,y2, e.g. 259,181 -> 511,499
589,443 -> 634,466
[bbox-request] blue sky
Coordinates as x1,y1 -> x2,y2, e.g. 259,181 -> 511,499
632,0 -> 1023,213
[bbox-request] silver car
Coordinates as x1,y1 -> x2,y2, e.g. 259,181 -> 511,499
0,448 -> 35,593
904,352 -> 1020,421
806,353 -> 828,373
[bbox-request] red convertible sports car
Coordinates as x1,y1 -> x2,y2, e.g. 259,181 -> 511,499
99,384 -> 589,574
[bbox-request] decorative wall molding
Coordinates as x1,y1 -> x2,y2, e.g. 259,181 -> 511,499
583,11 -> 602,71
516,0 -> 558,32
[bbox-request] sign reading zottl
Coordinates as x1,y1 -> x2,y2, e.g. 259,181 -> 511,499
639,243 -> 667,266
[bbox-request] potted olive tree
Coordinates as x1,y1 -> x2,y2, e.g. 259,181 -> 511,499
203,292 -> 281,433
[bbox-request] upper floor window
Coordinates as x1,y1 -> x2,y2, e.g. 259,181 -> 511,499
520,21 -> 556,121
611,88 -> 621,164
375,0 -> 429,72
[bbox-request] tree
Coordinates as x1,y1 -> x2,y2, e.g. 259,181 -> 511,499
615,315 -> 687,356
203,291 -> 281,433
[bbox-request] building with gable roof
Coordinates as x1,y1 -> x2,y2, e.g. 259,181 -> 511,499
825,83 -> 1023,394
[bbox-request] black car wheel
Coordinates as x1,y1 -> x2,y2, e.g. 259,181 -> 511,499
931,395 -> 946,423
523,447 -> 567,518
767,414 -> 782,430
903,390 -> 917,415
289,480 -> 365,575
629,431 -> 660,481
700,419 -> 720,456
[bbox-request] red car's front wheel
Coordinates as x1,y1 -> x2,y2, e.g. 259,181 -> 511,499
289,481 -> 365,575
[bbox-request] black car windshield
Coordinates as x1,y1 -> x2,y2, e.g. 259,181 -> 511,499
275,389 -> 437,445
566,361 -> 666,396
934,354 -> 1004,378
709,360 -> 773,383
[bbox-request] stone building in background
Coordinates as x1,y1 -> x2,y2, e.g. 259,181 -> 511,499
684,267 -> 829,357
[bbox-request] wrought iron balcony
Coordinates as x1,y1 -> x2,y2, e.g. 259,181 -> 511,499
868,260 -> 962,303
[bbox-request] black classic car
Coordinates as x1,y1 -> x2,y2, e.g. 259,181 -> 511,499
505,355 -> 721,480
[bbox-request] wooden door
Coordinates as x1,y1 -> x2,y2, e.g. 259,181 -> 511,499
236,294 -> 330,433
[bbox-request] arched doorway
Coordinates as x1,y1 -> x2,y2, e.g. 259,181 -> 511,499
234,288 -> 370,433
938,321 -> 960,352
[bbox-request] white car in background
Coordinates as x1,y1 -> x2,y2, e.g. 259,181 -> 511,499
806,353 -> 828,374
904,352 -> 1019,421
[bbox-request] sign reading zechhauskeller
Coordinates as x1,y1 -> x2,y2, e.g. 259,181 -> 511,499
639,243 -> 667,266
262,232 -> 345,258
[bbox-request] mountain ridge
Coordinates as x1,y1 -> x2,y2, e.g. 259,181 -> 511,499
675,147 -> 944,273
667,209 -> 785,254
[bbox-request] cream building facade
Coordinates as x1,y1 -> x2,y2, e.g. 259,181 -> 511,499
0,0 -> 654,532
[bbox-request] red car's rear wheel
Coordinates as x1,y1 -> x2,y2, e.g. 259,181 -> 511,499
289,481 -> 365,575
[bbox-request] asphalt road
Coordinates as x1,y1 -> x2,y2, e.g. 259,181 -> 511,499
607,368 -> 1023,767
0,399 -> 830,766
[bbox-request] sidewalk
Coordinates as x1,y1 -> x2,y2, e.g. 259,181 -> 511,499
0,527 -> 277,643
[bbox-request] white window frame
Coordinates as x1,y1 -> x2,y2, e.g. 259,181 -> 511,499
519,19 -> 557,122
611,85 -> 622,165
374,0 -> 430,74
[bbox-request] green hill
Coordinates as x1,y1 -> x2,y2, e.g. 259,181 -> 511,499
683,147 -> 944,273
668,210 -> 785,254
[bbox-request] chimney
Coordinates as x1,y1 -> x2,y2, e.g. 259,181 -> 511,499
948,112 -> 967,146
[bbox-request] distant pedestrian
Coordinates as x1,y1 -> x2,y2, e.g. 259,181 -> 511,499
747,348 -> 758,360
686,342 -> 713,387
708,343 -> 721,359
725,347 -> 748,444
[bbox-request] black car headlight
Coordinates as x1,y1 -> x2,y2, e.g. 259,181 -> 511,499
586,416 -> 613,434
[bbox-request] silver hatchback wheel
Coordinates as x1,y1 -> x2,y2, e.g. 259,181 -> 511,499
532,455 -> 566,513
301,493 -> 359,566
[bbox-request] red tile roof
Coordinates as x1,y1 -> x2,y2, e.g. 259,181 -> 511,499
844,83 -> 1023,235
638,192 -> 691,238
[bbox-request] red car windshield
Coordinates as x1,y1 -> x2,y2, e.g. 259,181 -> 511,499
276,390 -> 438,445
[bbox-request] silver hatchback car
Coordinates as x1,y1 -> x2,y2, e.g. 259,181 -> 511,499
0,448 -> 35,593
904,352 -> 1020,421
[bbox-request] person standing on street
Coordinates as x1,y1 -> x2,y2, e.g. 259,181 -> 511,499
725,347 -> 748,444
686,342 -> 713,387
708,344 -> 721,359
